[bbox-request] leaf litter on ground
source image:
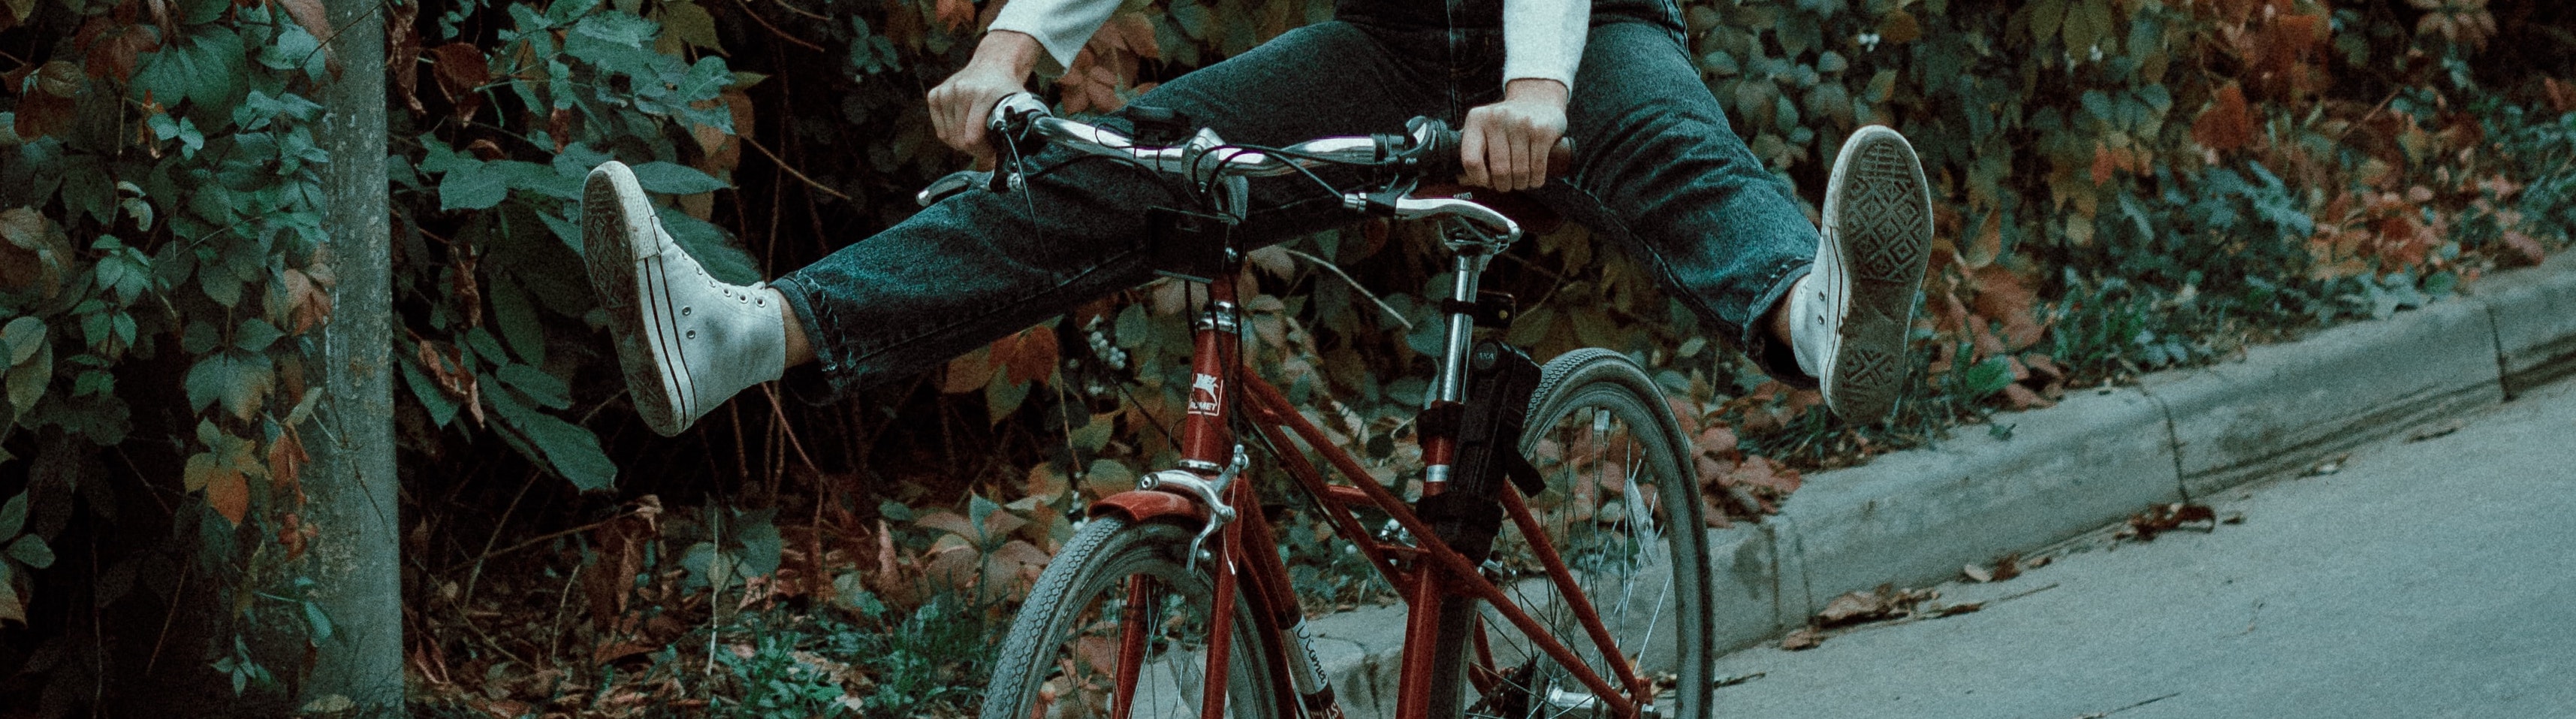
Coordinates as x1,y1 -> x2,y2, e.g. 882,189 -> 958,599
2116,502 -> 2219,542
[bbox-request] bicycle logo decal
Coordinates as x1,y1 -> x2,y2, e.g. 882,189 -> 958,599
1189,373 -> 1224,416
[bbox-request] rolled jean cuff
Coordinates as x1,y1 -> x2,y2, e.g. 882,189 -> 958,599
1739,258 -> 1815,388
768,274 -> 850,406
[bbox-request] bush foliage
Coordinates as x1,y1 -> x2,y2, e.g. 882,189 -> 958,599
0,0 -> 2571,712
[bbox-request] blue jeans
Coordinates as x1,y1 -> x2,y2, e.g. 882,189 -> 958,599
771,0 -> 1818,403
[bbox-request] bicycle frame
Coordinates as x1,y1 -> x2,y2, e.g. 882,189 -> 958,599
1085,251 -> 1653,719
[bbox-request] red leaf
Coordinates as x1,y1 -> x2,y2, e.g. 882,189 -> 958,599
425,43 -> 490,122
940,345 -> 994,394
1969,267 -> 2045,350
2000,383 -> 2052,409
282,267 -> 333,334
2502,230 -> 2547,267
2546,77 -> 2576,115
77,19 -> 161,82
934,0 -> 975,32
1878,9 -> 1921,44
1721,455 -> 1802,497
186,453 -> 251,527
992,326 -> 1059,385
266,429 -> 308,496
11,92 -> 74,140
2192,83 -> 2254,153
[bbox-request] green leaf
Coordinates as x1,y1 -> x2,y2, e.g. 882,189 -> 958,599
0,491 -> 27,539
572,10 -> 660,47
182,351 -> 274,421
669,56 -> 732,107
176,0 -> 225,24
2,317 -> 41,366
984,366 -> 1030,423
485,384 -> 617,491
234,319 -> 285,352
398,359 -> 460,428
1114,304 -> 1150,350
732,510 -> 782,578
967,494 -> 1001,540
2063,0 -> 2112,55
498,364 -> 570,409
662,2 -> 720,51
5,336 -> 49,413
2028,0 -> 2067,48
145,28 -> 248,126
489,276 -> 546,364
488,159 -> 579,200
626,161 -> 728,195
679,541 -> 732,590
5,536 -> 51,569
438,161 -> 511,211
302,601 -> 332,641
463,327 -> 510,367
1961,357 -> 2016,398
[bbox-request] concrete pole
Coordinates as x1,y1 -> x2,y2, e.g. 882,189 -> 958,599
302,0 -> 401,711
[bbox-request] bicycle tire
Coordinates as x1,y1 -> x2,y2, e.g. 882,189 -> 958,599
980,515 -> 1288,719
1425,348 -> 1715,719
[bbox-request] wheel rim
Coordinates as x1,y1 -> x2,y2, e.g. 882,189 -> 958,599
1469,389 -> 1693,719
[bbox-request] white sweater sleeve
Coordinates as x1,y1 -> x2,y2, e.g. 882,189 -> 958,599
1502,0 -> 1590,90
988,0 -> 1127,74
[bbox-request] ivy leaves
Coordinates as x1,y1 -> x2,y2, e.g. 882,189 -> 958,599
0,317 -> 51,432
132,26 -> 249,128
0,490 -> 55,625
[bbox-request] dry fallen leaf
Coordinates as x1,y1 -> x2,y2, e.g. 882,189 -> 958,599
2406,420 -> 2463,443
2121,503 -> 2219,542
1990,552 -> 2023,582
1926,602 -> 1984,618
1780,627 -> 1823,651
1815,584 -> 1938,627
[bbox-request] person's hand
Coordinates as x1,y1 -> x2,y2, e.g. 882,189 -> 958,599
928,31 -> 1043,165
1460,78 -> 1570,192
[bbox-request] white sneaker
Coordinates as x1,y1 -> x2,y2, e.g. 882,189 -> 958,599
1790,125 -> 1932,424
582,161 -> 786,437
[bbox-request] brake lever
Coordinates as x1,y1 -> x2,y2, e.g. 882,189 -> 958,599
917,170 -> 988,207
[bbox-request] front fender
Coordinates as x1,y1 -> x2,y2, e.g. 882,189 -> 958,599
1087,489 -> 1208,526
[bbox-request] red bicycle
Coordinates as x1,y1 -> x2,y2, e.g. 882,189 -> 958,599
954,94 -> 1715,719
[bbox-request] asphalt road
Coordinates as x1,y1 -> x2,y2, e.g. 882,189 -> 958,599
1697,376 -> 2576,719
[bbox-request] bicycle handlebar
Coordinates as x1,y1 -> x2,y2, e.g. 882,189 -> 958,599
918,92 -> 1570,243
988,92 -> 1570,181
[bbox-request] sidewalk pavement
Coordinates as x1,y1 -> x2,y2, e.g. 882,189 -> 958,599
1692,373 -> 2576,717
1297,252 -> 2576,718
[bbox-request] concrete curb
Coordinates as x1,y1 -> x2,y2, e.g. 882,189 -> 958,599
1733,251 -> 2576,648
1294,255 -> 2576,715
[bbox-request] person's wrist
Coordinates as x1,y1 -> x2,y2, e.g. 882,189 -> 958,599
972,30 -> 1043,80
1502,77 -> 1570,108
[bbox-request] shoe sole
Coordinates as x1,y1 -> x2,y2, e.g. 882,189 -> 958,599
1821,126 -> 1933,423
582,162 -> 692,437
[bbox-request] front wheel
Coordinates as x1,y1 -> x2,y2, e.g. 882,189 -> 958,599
1427,349 -> 1715,719
980,515 -> 1286,719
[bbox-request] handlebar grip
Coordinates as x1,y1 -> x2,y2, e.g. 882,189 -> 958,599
1417,122 -> 1576,183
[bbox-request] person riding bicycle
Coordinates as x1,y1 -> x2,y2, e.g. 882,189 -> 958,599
581,0 -> 1935,437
